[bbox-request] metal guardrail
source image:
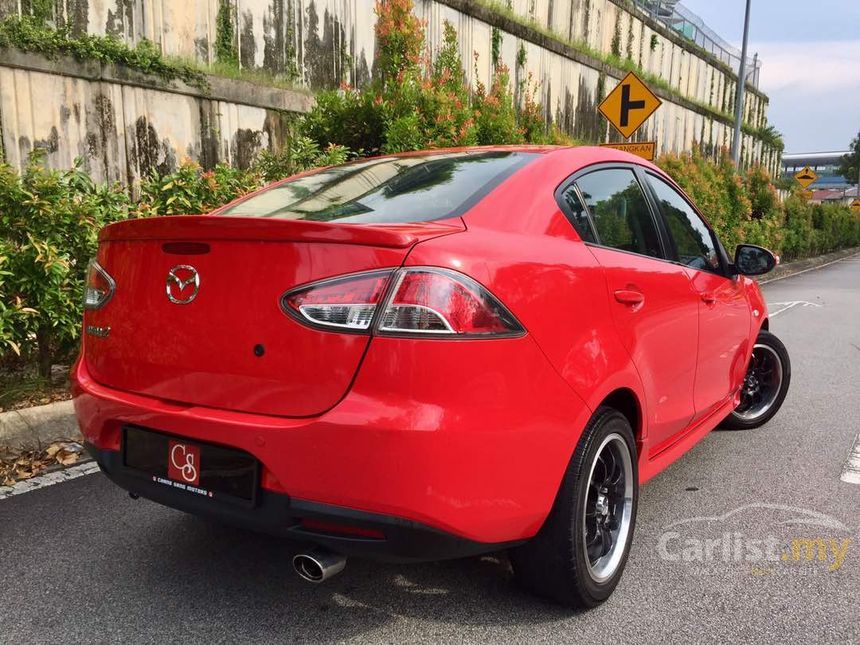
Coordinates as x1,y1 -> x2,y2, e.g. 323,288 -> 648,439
634,1 -> 761,87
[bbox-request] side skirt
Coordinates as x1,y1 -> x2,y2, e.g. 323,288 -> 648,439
638,397 -> 736,484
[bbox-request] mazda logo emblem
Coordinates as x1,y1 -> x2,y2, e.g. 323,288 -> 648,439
166,265 -> 200,304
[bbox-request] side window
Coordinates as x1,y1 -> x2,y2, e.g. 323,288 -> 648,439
558,184 -> 597,243
647,174 -> 720,273
575,169 -> 663,259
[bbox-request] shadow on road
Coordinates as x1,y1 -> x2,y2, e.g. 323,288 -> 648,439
102,510 -> 578,640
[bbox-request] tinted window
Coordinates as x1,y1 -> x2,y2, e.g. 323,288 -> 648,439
647,174 -> 720,273
558,184 -> 597,243
576,169 -> 662,259
217,151 -> 537,223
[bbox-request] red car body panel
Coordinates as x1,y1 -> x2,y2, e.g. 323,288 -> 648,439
73,333 -> 591,542
73,146 -> 769,552
86,217 -> 463,417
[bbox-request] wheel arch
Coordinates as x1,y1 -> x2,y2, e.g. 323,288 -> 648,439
598,388 -> 643,452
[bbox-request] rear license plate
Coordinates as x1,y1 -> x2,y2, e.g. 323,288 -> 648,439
123,426 -> 258,504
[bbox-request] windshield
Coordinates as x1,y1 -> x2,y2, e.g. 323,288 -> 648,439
217,151 -> 538,223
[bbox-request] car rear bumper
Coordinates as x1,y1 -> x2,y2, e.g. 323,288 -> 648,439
72,334 -> 591,555
85,442 -> 520,562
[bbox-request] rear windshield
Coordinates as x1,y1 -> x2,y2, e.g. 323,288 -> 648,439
217,151 -> 538,223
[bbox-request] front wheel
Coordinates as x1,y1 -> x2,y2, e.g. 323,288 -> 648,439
721,329 -> 791,430
510,407 -> 638,608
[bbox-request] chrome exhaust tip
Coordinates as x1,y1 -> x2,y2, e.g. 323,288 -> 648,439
293,549 -> 346,583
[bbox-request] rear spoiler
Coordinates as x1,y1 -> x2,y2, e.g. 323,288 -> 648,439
99,216 -> 464,249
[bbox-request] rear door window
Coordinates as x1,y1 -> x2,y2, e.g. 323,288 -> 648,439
575,169 -> 663,259
646,173 -> 721,273
216,151 -> 537,223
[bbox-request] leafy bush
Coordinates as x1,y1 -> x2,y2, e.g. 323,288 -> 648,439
657,149 -> 860,260
0,154 -> 131,374
300,0 -> 569,156
133,161 -> 260,217
254,137 -> 350,183
0,239 -> 38,357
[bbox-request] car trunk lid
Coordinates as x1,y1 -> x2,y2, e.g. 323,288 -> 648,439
83,215 -> 462,417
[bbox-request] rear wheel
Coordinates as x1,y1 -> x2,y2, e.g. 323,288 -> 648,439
721,329 -> 791,430
510,407 -> 637,608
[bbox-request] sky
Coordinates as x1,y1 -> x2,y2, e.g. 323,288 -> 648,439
681,0 -> 860,153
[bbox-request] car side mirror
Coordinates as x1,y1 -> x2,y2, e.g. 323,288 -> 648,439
732,244 -> 778,276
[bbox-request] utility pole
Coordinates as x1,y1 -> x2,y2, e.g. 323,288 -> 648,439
731,0 -> 752,166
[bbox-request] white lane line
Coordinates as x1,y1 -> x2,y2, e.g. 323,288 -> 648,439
768,301 -> 823,317
0,461 -> 100,500
841,434 -> 860,485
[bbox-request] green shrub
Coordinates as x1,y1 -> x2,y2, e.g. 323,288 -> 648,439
134,160 -> 259,217
657,149 -> 859,260
473,64 -> 523,145
301,90 -> 386,156
300,0 -> 562,155
0,154 -> 130,374
0,238 -> 38,358
255,137 -> 349,182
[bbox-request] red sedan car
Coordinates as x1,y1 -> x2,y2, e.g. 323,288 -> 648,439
74,146 -> 790,607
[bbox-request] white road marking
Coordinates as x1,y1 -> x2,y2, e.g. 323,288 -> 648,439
0,461 -> 100,501
768,301 -> 822,317
841,434 -> 860,485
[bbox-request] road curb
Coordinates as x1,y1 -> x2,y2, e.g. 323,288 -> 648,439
759,247 -> 860,285
0,400 -> 79,450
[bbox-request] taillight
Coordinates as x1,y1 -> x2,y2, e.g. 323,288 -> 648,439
84,260 -> 115,310
282,270 -> 392,331
378,268 -> 523,336
281,267 -> 523,338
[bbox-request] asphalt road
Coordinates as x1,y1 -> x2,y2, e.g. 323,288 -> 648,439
2,256 -> 859,644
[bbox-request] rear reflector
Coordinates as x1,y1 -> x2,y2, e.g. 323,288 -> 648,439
299,518 -> 385,540
282,267 -> 524,338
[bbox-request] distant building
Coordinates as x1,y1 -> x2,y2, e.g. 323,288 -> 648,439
781,151 -> 852,190
808,187 -> 858,205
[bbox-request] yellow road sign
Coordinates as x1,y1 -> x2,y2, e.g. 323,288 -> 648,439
799,189 -> 814,200
599,141 -> 657,161
598,72 -> 662,139
851,199 -> 860,214
794,166 -> 818,189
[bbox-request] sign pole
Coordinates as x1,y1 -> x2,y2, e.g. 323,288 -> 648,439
730,0 -> 752,166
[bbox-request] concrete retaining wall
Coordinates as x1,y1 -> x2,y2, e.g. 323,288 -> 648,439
0,0 -> 779,183
0,47 -> 312,185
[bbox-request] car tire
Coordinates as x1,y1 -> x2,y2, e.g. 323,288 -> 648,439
721,329 -> 791,430
510,407 -> 638,608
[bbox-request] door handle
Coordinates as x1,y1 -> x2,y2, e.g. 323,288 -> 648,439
614,289 -> 645,306
701,293 -> 717,305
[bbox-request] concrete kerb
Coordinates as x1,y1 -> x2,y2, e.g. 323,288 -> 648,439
0,400 -> 80,451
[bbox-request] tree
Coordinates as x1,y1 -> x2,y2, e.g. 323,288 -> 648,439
837,130 -> 860,185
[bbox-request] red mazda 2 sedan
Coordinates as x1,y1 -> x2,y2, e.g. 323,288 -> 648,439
74,146 -> 791,607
